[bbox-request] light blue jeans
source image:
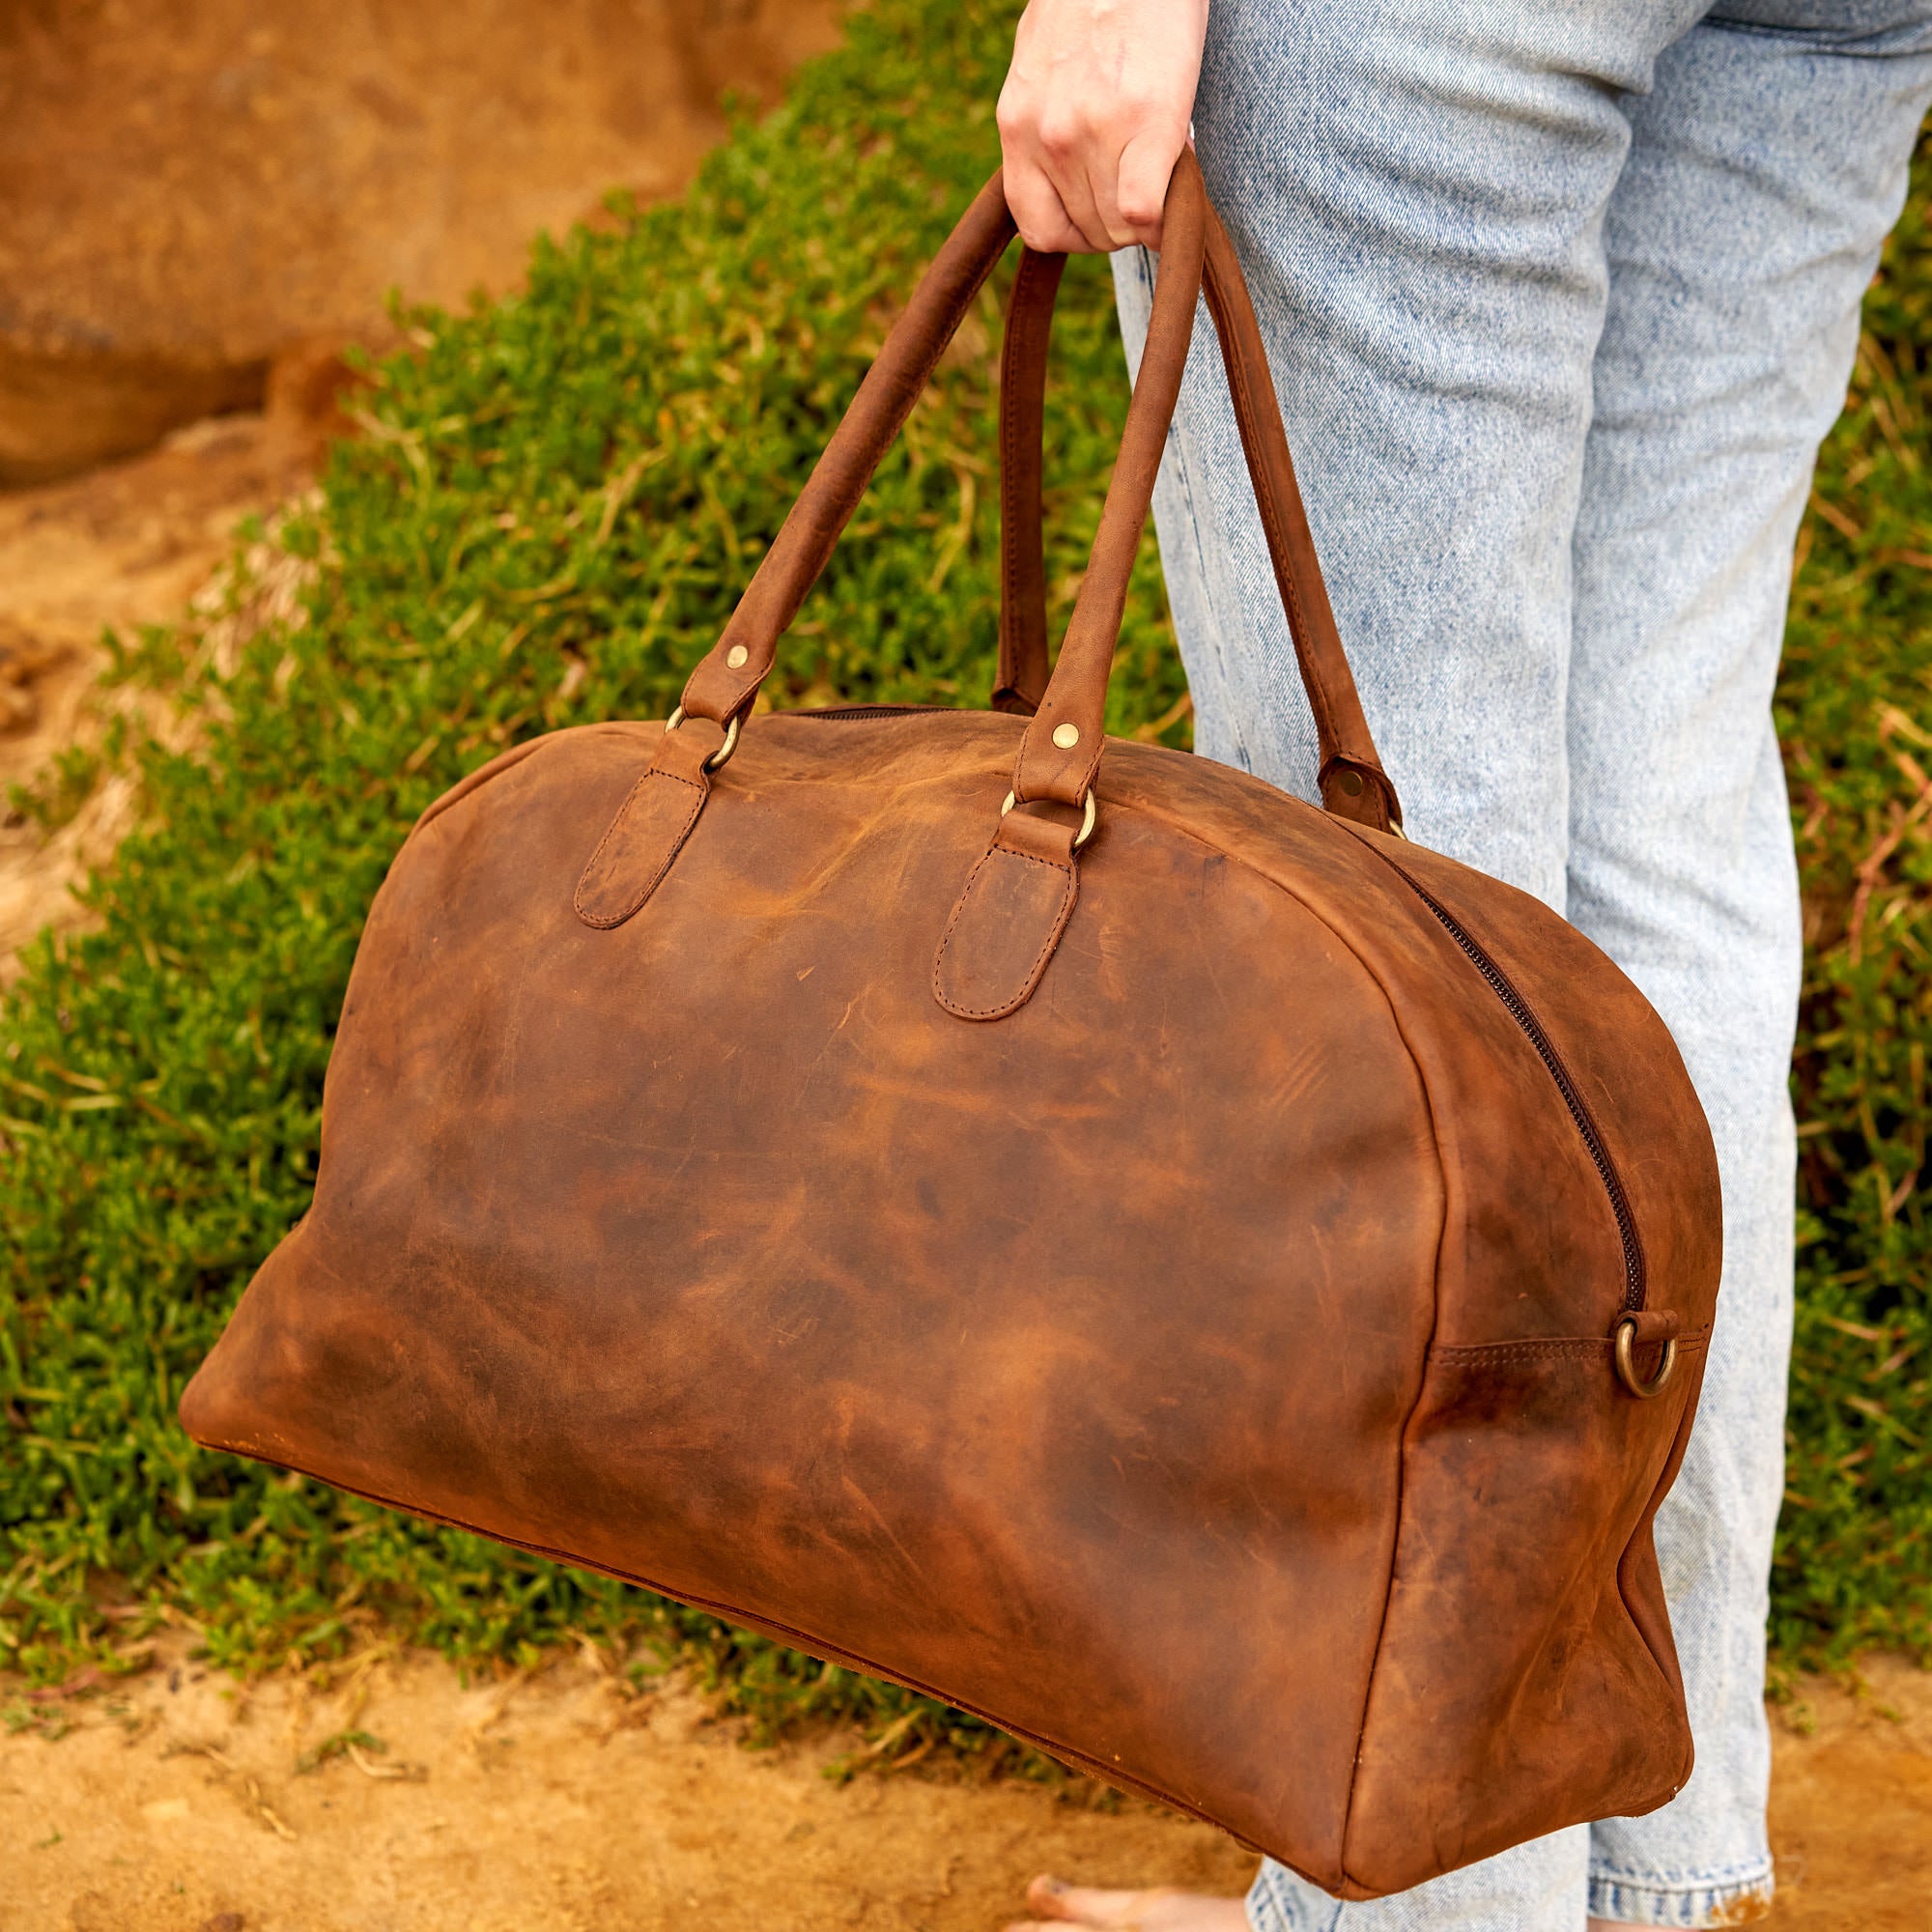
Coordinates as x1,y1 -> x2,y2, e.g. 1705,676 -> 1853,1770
1112,4 -> 1932,1927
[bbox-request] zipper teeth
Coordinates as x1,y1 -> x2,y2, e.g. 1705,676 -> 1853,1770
790,704 -> 957,720
1395,869 -> 1647,1315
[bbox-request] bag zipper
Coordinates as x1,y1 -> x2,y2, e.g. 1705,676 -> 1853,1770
1385,861 -> 1647,1315
779,706 -> 1649,1311
789,703 -> 958,720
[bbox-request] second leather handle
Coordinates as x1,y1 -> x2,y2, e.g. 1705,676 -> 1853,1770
996,213 -> 1402,831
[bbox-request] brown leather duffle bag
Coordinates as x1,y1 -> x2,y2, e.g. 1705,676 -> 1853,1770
182,153 -> 1721,1897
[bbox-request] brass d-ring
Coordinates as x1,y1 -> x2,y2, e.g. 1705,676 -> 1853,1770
666,706 -> 742,774
1001,789 -> 1098,851
1613,1317 -> 1678,1400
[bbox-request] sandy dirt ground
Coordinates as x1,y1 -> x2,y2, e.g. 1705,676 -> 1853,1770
2,1637 -> 1927,1932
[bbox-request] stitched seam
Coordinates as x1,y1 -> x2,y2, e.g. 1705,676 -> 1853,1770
932,845 -> 1076,1019
1702,15 -> 1914,50
1434,1339 -> 1612,1362
932,848 -> 1076,1018
1588,1860 -> 1775,1889
573,768 -> 706,927
576,767 -> 703,909
1014,724 -> 1104,813
573,772 -> 654,918
1430,1327 -> 1711,1365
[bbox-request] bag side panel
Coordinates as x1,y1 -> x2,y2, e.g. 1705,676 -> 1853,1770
1337,1336 -> 1707,1896
1104,749 -> 1641,1350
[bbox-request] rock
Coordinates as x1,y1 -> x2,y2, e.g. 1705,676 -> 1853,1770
0,0 -> 843,484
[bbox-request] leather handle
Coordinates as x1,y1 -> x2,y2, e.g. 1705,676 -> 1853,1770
1000,154 -> 1208,814
675,170 -> 1022,731
674,154 -> 1400,834
995,213 -> 1400,831
992,245 -> 1067,717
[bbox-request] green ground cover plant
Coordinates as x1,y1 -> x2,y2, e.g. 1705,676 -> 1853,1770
1774,141 -> 1932,1662
1,0 -> 1927,1754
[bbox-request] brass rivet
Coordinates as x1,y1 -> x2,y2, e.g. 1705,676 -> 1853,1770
1051,722 -> 1080,750
726,644 -> 749,669
1339,770 -> 1365,797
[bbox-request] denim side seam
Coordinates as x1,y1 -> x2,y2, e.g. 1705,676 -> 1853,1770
1585,1855 -> 1775,1928
1249,1856 -> 1776,1932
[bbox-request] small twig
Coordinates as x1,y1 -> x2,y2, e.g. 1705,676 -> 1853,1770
345,1740 -> 424,1782
1132,691 -> 1194,742
249,1780 -> 298,1842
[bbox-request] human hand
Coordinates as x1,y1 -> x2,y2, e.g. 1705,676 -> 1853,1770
996,0 -> 1209,253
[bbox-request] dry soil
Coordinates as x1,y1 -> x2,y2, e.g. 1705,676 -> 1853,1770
2,1638 -> 1928,1932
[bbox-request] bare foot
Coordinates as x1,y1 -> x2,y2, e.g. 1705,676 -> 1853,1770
1002,1880 -> 1655,1931
1005,1873 -> 1250,1930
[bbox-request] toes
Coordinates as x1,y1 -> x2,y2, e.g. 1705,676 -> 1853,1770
1020,1876 -> 1072,1922
1022,1875 -> 1183,1926
1019,1876 -> 1080,1922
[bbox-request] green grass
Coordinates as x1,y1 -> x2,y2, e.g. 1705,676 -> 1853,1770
1773,141 -> 1932,1662
0,0 -> 1926,1752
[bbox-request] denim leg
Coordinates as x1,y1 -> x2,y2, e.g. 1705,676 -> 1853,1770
1109,3 -> 1932,1930
1116,0 -> 1708,905
1246,1833 -> 1591,1932
1571,12 -> 1932,1925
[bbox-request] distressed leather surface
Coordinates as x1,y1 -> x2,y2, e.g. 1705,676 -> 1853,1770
181,157 -> 1722,1898
182,711 -> 1720,1895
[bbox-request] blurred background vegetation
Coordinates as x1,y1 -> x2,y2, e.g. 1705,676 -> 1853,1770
0,0 -> 1925,1754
